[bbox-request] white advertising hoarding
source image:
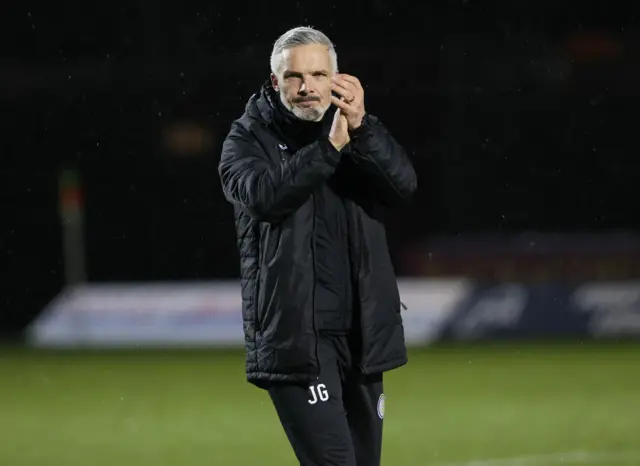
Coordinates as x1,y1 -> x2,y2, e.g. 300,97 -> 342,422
26,279 -> 471,348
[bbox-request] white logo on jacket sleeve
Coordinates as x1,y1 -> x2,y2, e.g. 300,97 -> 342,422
377,394 -> 385,419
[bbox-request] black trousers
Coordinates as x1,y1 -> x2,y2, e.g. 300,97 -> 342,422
267,333 -> 384,466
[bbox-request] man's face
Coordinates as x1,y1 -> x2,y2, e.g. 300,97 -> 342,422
271,44 -> 333,121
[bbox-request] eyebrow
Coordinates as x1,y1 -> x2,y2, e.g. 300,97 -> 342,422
283,70 -> 330,78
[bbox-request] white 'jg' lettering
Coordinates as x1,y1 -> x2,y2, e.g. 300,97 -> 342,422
308,383 -> 329,404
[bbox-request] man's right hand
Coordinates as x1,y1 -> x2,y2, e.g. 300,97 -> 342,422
328,107 -> 350,152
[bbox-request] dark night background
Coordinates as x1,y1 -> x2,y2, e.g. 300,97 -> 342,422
2,0 -> 639,337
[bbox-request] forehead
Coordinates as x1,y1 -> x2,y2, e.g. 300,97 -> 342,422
280,44 -> 331,72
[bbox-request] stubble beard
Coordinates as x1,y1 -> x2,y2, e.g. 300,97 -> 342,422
279,92 -> 328,122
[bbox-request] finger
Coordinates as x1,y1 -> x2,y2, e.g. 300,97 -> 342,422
330,82 -> 354,102
335,74 -> 362,91
331,95 -> 353,112
332,76 -> 358,96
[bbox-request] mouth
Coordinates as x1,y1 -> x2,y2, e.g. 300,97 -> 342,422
295,100 -> 319,107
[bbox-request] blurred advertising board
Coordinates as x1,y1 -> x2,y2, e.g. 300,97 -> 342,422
26,279 -> 640,348
26,279 -> 471,348
438,281 -> 640,340
26,282 -> 244,348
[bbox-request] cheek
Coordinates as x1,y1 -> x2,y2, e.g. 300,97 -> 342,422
320,84 -> 332,101
282,85 -> 296,101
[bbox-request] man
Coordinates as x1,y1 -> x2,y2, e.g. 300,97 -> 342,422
218,26 -> 417,465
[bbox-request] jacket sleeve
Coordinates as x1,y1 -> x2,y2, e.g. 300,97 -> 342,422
348,114 -> 418,206
218,121 -> 343,222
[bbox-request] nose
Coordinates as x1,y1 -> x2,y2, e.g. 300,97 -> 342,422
299,78 -> 312,95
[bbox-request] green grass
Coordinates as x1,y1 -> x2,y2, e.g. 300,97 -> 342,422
1,342 -> 639,465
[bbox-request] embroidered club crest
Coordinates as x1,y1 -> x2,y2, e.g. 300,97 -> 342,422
377,394 -> 385,419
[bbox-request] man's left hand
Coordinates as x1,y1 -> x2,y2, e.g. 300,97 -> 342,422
330,73 -> 366,130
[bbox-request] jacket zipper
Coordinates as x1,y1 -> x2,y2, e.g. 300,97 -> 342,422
310,193 -> 321,379
354,208 -> 367,377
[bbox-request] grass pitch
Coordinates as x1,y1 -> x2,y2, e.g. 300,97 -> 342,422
1,342 -> 639,465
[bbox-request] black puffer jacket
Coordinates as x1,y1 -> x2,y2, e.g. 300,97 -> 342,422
219,83 -> 417,387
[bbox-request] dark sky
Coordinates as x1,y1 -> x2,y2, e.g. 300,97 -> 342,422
1,0 -> 639,331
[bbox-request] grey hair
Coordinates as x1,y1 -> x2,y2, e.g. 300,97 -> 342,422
270,26 -> 338,77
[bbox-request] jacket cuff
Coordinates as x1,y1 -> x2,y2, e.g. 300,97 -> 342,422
348,114 -> 373,139
319,138 -> 342,165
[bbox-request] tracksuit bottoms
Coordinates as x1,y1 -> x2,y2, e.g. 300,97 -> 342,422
266,332 -> 385,466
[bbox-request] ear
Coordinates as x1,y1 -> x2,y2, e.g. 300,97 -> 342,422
270,73 -> 279,92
